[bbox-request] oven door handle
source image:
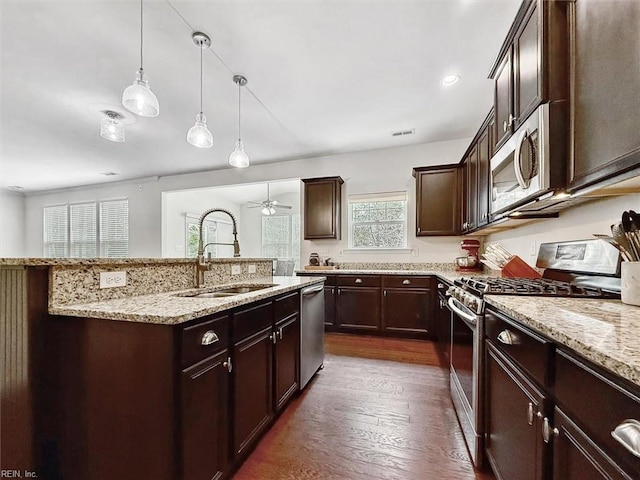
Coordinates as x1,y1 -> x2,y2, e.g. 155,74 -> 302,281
447,297 -> 477,325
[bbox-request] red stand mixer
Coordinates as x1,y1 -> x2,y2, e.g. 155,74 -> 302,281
455,239 -> 482,272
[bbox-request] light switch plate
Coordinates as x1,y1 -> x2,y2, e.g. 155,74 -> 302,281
100,271 -> 127,289
231,264 -> 241,275
248,264 -> 256,274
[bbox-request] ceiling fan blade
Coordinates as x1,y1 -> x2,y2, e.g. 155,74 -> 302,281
275,204 -> 292,209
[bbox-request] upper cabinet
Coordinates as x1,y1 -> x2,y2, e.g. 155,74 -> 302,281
489,0 -> 568,153
302,176 -> 343,240
413,165 -> 461,236
568,0 -> 640,191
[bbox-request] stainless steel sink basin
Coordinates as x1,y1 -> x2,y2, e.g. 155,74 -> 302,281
178,284 -> 276,298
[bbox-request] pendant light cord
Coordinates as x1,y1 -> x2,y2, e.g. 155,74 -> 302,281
199,44 -> 203,113
139,0 -> 144,71
238,82 -> 242,140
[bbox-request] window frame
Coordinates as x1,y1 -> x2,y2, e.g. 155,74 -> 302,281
347,192 -> 408,250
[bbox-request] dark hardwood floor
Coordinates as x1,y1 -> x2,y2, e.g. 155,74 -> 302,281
233,333 -> 494,480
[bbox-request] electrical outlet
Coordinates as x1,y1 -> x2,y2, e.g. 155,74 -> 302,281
530,241 -> 537,256
248,264 -> 256,274
231,264 -> 241,275
412,248 -> 419,257
100,271 -> 127,289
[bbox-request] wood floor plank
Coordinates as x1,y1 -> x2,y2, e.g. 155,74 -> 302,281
232,334 -> 494,480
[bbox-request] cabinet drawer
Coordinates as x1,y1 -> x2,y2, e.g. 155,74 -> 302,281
337,275 -> 381,287
485,309 -> 552,388
233,301 -> 273,342
181,314 -> 230,368
555,348 -> 640,475
382,276 -> 432,289
274,291 -> 299,321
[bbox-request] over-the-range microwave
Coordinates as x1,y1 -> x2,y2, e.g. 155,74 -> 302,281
490,103 -> 568,219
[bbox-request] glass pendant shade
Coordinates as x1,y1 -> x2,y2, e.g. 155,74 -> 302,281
122,69 -> 159,117
187,112 -> 213,148
228,139 -> 250,168
261,205 -> 276,216
100,117 -> 125,142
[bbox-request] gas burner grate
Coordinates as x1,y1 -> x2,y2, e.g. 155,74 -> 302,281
459,276 -> 620,299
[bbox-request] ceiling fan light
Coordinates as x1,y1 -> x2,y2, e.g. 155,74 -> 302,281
100,117 -> 125,142
261,206 -> 271,215
122,69 -> 159,117
187,112 -> 213,148
229,139 -> 250,168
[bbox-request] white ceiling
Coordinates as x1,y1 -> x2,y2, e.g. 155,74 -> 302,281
174,178 -> 301,204
0,0 -> 521,193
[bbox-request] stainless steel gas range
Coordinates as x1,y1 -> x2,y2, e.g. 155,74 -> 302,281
445,239 -> 621,468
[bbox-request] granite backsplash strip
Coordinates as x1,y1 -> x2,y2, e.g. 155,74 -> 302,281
50,259 -> 274,306
334,262 -> 458,271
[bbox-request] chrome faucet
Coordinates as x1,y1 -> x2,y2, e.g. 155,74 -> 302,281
196,208 -> 241,287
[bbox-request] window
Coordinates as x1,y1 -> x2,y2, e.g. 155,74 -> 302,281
348,191 -> 407,249
185,214 -> 234,258
262,214 -> 301,269
43,199 -> 129,257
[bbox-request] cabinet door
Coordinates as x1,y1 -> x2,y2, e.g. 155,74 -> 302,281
553,407 -> 631,480
466,144 -> 479,232
494,50 -> 513,150
513,1 -> 541,129
414,166 -> 461,236
435,294 -> 451,363
568,0 -> 640,190
302,177 -> 343,239
477,122 -> 491,227
324,286 -> 336,330
336,287 -> 381,331
485,342 -> 548,480
274,315 -> 300,411
233,327 -> 273,459
181,350 -> 230,480
382,288 -> 432,337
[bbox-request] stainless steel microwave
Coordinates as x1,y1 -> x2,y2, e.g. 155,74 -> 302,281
490,103 -> 553,216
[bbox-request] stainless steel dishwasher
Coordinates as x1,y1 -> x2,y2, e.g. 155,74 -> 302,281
300,282 -> 325,389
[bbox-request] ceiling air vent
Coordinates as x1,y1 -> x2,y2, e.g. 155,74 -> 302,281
391,129 -> 415,137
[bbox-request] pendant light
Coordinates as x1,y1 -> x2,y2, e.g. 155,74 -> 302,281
100,111 -> 125,142
229,75 -> 250,168
122,0 -> 159,117
186,32 -> 213,148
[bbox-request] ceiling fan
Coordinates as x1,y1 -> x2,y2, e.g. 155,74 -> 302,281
247,183 -> 293,215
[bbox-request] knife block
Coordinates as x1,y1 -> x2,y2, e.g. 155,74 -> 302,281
501,255 -> 541,279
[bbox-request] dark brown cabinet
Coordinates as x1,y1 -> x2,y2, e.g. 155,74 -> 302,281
381,276 -> 433,337
336,275 -> 381,332
413,165 -> 461,236
273,293 -> 300,412
485,342 -> 549,480
568,0 -> 640,191
489,0 -> 567,153
181,350 -> 230,480
302,176 -> 343,239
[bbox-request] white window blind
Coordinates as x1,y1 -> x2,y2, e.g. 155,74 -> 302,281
348,191 -> 408,249
43,205 -> 68,257
70,202 -> 97,257
262,214 -> 301,269
100,199 -> 129,258
43,199 -> 129,258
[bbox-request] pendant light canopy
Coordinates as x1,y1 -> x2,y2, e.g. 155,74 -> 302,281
187,32 -> 213,148
100,111 -> 125,142
229,75 -> 250,168
122,0 -> 159,117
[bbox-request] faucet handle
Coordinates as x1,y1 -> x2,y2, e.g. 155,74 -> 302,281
207,251 -> 212,260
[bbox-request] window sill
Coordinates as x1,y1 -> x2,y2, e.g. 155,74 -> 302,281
342,248 -> 413,254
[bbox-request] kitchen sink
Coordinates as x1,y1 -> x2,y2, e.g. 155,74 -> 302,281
177,284 -> 276,298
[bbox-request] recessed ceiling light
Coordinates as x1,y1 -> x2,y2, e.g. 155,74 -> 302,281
442,74 -> 460,86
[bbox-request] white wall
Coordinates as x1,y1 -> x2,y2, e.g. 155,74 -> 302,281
486,194 -> 640,265
163,189 -> 242,258
0,189 -> 26,257
23,139 -> 473,259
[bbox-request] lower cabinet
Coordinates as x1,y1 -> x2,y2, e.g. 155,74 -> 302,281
485,342 -> 549,480
181,350 -> 230,480
46,290 -> 305,480
381,276 -> 434,336
336,286 -> 381,331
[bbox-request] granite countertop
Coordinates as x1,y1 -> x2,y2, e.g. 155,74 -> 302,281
49,276 -> 325,325
486,295 -> 640,387
0,257 -> 271,266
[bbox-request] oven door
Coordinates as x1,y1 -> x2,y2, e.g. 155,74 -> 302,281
447,295 -> 484,467
490,104 -> 548,216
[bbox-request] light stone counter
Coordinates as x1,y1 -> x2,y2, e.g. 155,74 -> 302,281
485,295 -> 640,387
49,276 -> 325,325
